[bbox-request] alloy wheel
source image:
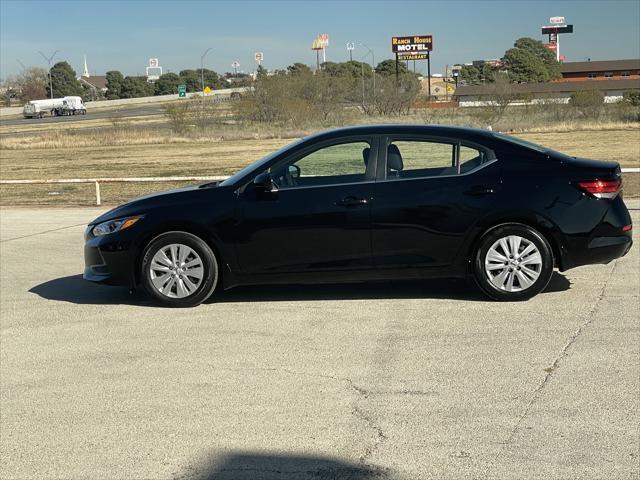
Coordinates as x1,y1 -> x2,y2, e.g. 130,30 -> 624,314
484,235 -> 542,292
149,243 -> 204,298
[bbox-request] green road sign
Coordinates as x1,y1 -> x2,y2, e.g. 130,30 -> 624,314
178,84 -> 187,97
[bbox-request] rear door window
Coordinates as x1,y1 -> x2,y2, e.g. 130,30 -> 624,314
386,140 -> 457,180
384,138 -> 495,180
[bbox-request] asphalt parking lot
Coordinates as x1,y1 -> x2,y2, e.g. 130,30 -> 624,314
1,203 -> 638,480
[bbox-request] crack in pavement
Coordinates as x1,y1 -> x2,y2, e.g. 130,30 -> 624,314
170,362 -> 392,474
0,222 -> 87,243
482,261 -> 618,480
256,368 -> 389,469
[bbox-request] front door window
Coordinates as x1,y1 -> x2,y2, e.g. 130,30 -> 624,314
270,140 -> 373,189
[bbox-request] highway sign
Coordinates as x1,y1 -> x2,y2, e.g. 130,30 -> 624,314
178,84 -> 187,97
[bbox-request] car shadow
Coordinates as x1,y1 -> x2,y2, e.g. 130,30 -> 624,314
28,272 -> 570,307
179,451 -> 391,479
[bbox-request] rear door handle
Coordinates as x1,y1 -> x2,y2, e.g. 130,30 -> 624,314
464,186 -> 494,196
335,196 -> 368,207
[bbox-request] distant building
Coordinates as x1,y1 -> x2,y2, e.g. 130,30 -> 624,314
420,77 -> 455,100
77,55 -> 108,96
558,59 -> 640,82
454,78 -> 640,107
78,75 -> 108,94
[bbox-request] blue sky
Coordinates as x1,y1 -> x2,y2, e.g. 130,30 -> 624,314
1,0 -> 639,78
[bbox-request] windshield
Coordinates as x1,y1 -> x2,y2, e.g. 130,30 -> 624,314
219,137 -> 306,187
493,132 -> 548,153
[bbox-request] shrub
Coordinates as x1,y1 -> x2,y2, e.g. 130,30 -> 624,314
569,89 -> 604,119
163,101 -> 192,135
373,73 -> 421,116
622,90 -> 640,107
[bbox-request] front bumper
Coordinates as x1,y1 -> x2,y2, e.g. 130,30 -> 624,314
83,229 -> 137,287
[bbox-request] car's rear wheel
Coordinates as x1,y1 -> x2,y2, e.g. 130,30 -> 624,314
141,231 -> 218,307
473,224 -> 553,301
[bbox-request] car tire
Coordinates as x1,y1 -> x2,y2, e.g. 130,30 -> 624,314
141,231 -> 218,307
473,223 -> 553,301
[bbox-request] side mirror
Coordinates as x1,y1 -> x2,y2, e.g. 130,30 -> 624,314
288,164 -> 300,179
252,172 -> 278,193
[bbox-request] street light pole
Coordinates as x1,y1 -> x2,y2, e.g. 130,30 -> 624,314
200,47 -> 213,103
38,50 -> 59,99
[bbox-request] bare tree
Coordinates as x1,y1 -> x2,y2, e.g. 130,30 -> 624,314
5,67 -> 49,103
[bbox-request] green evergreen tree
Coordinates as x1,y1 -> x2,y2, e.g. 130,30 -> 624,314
105,70 -> 124,99
503,37 -> 561,83
48,61 -> 83,97
154,72 -> 181,95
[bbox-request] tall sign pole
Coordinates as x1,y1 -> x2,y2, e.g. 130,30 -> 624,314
312,35 -> 327,71
427,52 -> 431,99
346,42 -> 355,62
542,17 -> 573,62
391,35 -> 433,91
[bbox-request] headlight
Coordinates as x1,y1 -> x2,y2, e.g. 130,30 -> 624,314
91,216 -> 142,237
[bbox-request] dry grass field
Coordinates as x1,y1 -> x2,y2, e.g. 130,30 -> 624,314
1,111 -> 638,205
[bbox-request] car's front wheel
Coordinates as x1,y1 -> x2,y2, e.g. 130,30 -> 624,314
474,224 -> 553,301
141,231 -> 218,307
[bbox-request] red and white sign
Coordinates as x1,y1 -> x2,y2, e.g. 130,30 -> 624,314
549,16 -> 566,24
544,43 -> 557,53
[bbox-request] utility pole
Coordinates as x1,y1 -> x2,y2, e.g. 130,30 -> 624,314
38,50 -> 59,99
200,47 -> 213,110
359,43 -> 375,94
361,62 -> 365,111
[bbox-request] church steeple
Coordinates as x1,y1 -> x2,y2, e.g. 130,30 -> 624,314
82,55 -> 89,77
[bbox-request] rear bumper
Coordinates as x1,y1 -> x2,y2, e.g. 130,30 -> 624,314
563,234 -> 632,270
558,194 -> 633,271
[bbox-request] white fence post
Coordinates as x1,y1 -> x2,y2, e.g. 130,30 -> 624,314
95,181 -> 101,206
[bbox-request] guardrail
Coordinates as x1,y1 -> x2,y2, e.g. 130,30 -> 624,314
1,169 -> 638,206
0,87 -> 252,117
0,176 -> 229,205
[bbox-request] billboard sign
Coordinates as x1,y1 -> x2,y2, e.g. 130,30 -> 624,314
312,34 -> 329,50
549,16 -> 566,24
541,25 -> 573,34
392,35 -> 433,53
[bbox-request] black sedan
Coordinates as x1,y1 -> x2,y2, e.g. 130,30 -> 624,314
84,125 -> 633,307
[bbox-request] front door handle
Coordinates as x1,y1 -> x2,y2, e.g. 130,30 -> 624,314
464,186 -> 494,196
335,196 -> 368,207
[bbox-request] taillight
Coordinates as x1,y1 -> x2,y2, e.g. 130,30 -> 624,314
576,179 -> 622,199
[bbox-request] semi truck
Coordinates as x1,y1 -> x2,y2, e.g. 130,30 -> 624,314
23,96 -> 87,119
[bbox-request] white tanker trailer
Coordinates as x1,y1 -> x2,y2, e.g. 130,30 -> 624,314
23,96 -> 87,119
